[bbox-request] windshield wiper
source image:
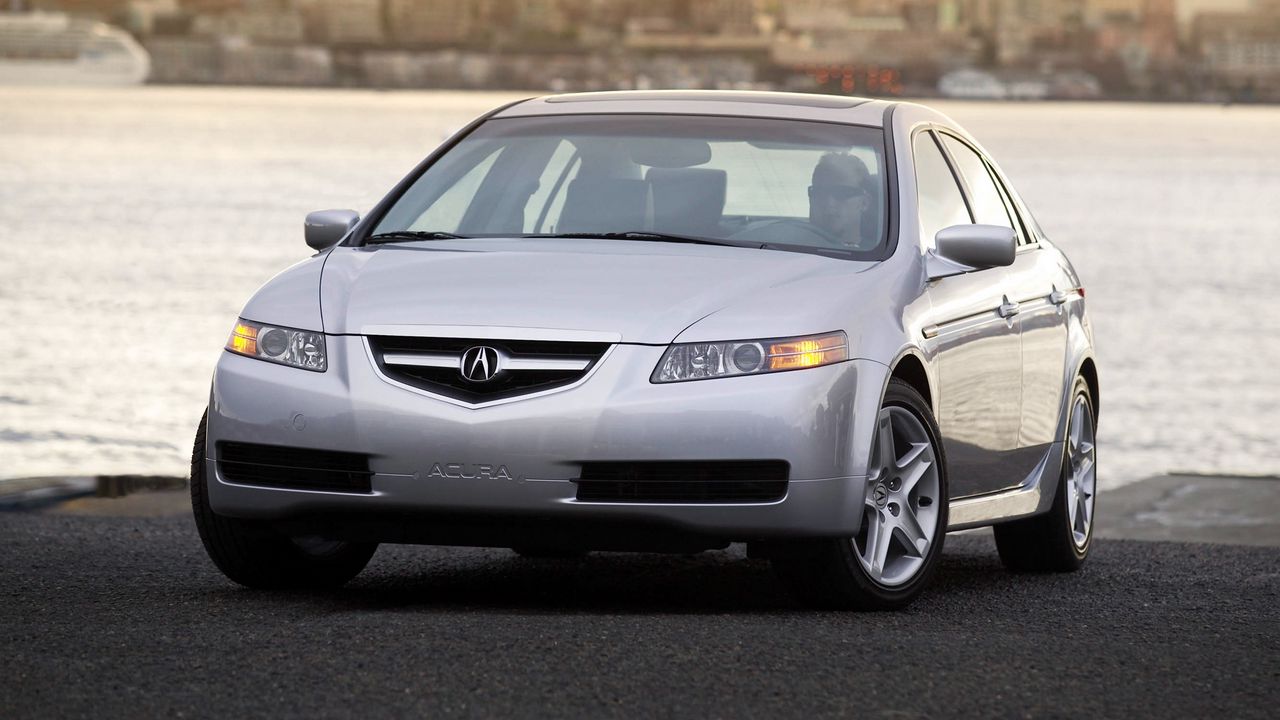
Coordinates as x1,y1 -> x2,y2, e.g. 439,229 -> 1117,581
522,231 -> 762,249
366,231 -> 471,244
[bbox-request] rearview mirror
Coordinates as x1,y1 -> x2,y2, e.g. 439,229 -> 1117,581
305,209 -> 359,251
926,224 -> 1016,280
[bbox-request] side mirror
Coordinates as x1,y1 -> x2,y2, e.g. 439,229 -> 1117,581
926,224 -> 1016,280
305,209 -> 359,251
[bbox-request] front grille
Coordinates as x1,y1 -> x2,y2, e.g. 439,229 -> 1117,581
368,335 -> 611,404
575,461 -> 790,503
217,441 -> 373,494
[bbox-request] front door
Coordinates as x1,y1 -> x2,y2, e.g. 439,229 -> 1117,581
927,271 -> 1025,498
914,130 -> 1024,498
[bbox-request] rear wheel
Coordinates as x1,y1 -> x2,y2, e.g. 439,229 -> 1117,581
993,376 -> 1096,572
190,411 -> 377,589
772,379 -> 948,610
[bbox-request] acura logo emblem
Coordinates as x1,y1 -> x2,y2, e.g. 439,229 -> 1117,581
873,483 -> 888,507
460,346 -> 501,383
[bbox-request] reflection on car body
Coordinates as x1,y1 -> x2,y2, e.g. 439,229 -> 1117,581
193,90 -> 1099,610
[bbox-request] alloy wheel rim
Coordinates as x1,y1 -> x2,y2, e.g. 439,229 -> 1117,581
1064,395 -> 1096,550
854,405 -> 941,587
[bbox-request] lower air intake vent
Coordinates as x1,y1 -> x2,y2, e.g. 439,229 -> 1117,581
575,461 -> 789,503
217,442 -> 373,494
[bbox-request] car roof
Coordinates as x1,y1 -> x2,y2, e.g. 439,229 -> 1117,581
494,90 -> 893,127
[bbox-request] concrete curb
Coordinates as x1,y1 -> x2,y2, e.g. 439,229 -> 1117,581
1095,473 -> 1280,547
0,475 -> 186,512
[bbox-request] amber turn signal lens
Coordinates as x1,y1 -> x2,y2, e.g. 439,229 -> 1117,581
767,333 -> 849,370
227,322 -> 258,356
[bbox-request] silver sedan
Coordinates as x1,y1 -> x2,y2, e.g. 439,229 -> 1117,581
193,90 -> 1098,610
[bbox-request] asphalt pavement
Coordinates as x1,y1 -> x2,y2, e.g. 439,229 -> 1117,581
2,482 -> 1277,719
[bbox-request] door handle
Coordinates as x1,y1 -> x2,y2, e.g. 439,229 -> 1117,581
998,297 -> 1020,318
1049,287 -> 1069,305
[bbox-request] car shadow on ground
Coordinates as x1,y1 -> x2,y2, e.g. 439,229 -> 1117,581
208,534 -> 1060,616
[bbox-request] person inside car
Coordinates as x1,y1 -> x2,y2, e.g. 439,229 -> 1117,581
808,152 -> 875,248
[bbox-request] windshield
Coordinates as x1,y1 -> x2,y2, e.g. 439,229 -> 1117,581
370,114 -> 889,257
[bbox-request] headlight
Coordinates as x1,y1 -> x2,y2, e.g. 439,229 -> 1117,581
652,331 -> 848,383
226,319 -> 327,372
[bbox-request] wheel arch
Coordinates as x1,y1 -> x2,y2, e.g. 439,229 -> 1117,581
888,349 -> 933,411
1078,356 -> 1099,419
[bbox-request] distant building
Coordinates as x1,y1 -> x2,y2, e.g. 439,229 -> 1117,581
1091,1 -> 1177,59
1192,4 -> 1280,98
515,0 -> 571,36
1088,0 -> 1178,93
145,36 -> 222,82
986,0 -> 1083,66
219,38 -> 331,84
177,0 -> 245,13
771,0 -> 969,96
191,7 -> 304,44
1084,0 -> 1143,24
688,0 -> 759,34
383,0 -> 482,46
28,0 -> 136,17
624,1 -> 768,53
301,0 -> 382,45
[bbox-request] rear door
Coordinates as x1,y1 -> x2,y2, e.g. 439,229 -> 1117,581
915,130 -> 1023,499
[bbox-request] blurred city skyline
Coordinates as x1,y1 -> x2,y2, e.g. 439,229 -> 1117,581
5,1 -> 1280,101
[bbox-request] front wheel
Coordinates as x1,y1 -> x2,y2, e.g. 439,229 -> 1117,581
772,379 -> 948,610
993,376 -> 1097,572
190,411 -> 377,589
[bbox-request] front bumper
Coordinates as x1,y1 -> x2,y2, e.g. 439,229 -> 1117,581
206,337 -> 889,543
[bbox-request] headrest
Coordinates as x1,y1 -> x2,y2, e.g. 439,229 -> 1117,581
646,168 -> 727,236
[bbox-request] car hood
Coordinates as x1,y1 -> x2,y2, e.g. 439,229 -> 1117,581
319,238 -> 874,343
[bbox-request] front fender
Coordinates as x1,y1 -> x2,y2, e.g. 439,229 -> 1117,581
239,253 -> 328,332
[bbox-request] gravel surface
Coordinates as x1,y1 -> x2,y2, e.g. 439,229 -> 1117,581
2,511 -> 1277,719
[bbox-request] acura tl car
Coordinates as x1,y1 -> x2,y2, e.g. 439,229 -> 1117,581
193,90 -> 1098,610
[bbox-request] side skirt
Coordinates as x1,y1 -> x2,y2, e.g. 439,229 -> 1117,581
946,440 -> 1063,531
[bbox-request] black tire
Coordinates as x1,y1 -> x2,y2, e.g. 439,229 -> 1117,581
190,411 -> 377,589
772,378 -> 949,611
993,376 -> 1096,572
